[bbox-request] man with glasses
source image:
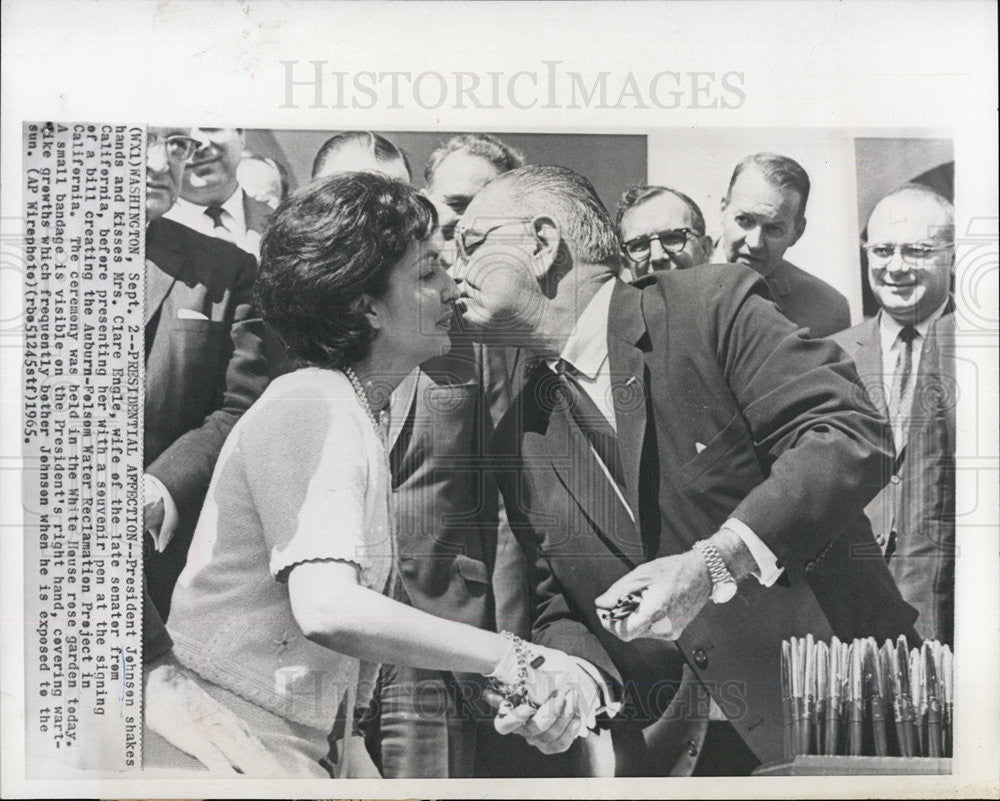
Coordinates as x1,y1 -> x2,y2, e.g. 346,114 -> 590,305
616,185 -> 714,279
714,153 -> 850,337
165,127 -> 272,259
143,126 -> 270,620
832,183 -> 956,644
452,165 -> 918,775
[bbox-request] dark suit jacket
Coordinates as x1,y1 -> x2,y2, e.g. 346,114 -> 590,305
144,217 -> 269,618
387,340 -> 499,632
831,311 -> 956,643
760,259 -> 850,338
492,264 -> 917,773
242,191 -> 273,239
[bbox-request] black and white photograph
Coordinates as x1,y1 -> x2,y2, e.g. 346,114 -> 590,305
1,1 -> 996,798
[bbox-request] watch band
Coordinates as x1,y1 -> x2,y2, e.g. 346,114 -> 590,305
694,539 -> 737,602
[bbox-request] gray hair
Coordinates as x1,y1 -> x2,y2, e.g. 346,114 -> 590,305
484,165 -> 620,266
727,152 -> 811,216
424,133 -> 525,186
616,184 -> 707,236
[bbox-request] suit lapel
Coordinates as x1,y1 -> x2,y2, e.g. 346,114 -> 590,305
388,367 -> 421,452
242,191 -> 272,234
144,219 -> 183,325
607,280 -> 649,522
852,316 -> 887,419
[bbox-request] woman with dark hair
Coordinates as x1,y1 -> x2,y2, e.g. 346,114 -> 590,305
148,172 -> 599,777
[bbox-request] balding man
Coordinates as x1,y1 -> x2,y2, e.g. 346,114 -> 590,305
832,183 -> 956,644
715,153 -> 850,337
311,130 -> 411,181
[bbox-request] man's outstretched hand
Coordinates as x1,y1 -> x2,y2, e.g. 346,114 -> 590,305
595,550 -> 712,642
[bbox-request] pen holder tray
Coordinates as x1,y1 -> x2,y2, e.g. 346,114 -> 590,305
754,755 -> 952,775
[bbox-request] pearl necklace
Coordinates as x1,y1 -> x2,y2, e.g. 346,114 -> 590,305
344,366 -> 382,437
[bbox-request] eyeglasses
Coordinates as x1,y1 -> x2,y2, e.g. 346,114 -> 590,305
862,241 -> 953,264
454,219 -> 533,263
621,228 -> 695,262
147,132 -> 202,162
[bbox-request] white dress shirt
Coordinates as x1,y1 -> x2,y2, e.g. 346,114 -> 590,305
164,186 -> 261,257
877,301 -> 949,409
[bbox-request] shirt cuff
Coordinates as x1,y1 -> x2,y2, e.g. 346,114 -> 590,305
722,517 -> 783,587
144,473 -> 179,552
571,656 -> 622,726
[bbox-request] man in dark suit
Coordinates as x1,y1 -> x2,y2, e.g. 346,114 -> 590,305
164,127 -> 272,258
143,126 -> 270,620
832,184 -> 956,644
452,165 -> 917,775
714,153 -> 850,337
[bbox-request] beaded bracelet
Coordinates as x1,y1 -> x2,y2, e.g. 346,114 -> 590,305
491,631 -> 545,712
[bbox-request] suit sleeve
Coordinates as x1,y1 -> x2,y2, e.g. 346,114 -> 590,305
145,251 -> 269,531
704,266 -> 893,573
524,532 -> 624,686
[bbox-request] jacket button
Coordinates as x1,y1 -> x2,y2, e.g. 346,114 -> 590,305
804,560 -> 816,574
890,475 -> 902,485
693,649 -> 708,669
686,739 -> 699,757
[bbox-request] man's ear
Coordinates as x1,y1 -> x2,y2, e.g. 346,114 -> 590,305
530,215 -> 562,278
790,215 -> 807,247
720,195 -> 729,213
697,234 -> 715,264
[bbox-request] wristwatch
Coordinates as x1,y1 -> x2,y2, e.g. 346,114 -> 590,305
694,540 -> 738,603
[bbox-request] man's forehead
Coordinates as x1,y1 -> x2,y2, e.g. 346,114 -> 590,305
730,169 -> 803,218
624,193 -> 694,230
869,194 -> 952,235
150,125 -> 191,137
460,184 -> 516,227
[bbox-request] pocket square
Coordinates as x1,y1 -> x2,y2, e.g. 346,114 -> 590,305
176,308 -> 209,320
695,442 -> 706,454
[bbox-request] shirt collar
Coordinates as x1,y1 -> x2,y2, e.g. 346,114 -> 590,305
219,185 -> 247,232
553,278 -> 616,380
170,185 -> 246,233
878,299 -> 949,351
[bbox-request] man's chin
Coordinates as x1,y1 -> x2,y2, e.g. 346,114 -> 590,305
878,285 -> 922,309
733,254 -> 764,271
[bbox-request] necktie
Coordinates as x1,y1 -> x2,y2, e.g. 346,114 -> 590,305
889,325 -> 918,448
204,205 -> 227,230
552,359 -> 627,493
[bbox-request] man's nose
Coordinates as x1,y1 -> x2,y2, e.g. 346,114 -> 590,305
885,248 -> 909,274
146,144 -> 169,174
440,268 -> 460,303
190,129 -> 215,154
648,238 -> 669,267
744,225 -> 764,250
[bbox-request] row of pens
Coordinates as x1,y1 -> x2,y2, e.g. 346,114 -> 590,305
780,635 -> 953,759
